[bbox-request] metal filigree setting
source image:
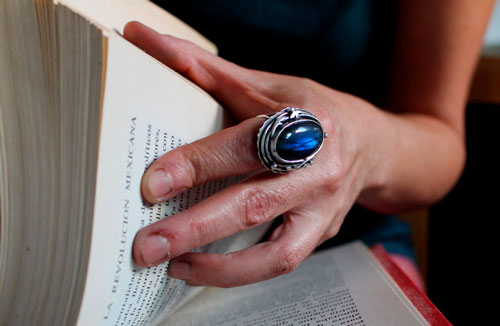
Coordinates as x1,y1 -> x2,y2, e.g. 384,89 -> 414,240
257,107 -> 326,173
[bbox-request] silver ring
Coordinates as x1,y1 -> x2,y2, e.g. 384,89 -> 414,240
257,107 -> 327,173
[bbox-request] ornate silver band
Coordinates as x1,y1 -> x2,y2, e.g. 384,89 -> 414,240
256,107 -> 327,173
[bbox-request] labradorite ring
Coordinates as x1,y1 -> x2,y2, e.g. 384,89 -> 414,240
256,107 -> 327,173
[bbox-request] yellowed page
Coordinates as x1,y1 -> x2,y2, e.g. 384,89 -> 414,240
76,32 -> 266,326
165,242 -> 428,326
57,0 -> 217,53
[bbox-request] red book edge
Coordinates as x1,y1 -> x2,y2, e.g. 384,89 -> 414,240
370,244 -> 452,326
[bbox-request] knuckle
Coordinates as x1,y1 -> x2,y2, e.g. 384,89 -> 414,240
297,76 -> 316,90
292,77 -> 320,105
162,37 -> 197,75
273,246 -> 306,276
317,109 -> 335,134
280,75 -> 315,91
240,186 -> 283,229
177,37 -> 197,52
174,38 -> 198,62
186,220 -> 206,249
174,39 -> 219,89
324,223 -> 341,240
173,144 -> 210,188
325,171 -> 344,194
321,158 -> 346,194
319,171 -> 341,195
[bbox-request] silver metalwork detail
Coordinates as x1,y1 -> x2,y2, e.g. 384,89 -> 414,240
257,107 -> 326,173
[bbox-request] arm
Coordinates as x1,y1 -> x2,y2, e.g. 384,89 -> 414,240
357,0 -> 495,212
123,0 -> 494,287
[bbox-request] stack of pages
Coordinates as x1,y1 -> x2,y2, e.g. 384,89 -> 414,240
0,1 -> 451,325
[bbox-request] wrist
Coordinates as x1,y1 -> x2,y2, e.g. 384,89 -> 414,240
356,111 -> 466,213
340,95 -> 389,196
321,92 -> 389,205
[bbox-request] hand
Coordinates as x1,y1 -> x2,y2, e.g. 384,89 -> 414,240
124,22 -> 380,287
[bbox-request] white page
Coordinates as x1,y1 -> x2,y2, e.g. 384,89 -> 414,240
165,242 -> 428,326
57,0 -> 216,53
76,32 -> 266,326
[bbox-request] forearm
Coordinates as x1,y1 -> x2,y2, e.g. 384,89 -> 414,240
353,0 -> 495,214
356,100 -> 466,213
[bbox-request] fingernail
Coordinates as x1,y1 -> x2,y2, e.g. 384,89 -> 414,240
168,260 -> 191,280
147,169 -> 173,198
141,234 -> 170,265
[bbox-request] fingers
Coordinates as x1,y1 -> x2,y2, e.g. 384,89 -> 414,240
123,21 -> 281,120
133,171 -> 313,268
167,210 -> 325,287
142,117 -> 264,203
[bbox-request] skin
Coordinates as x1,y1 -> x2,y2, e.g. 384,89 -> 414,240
123,0 -> 495,288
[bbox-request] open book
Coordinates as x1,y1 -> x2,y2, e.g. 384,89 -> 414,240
0,1 -> 450,325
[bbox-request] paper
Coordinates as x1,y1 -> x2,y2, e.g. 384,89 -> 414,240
165,242 -> 429,326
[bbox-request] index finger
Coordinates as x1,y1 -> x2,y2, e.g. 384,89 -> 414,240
123,21 -> 281,120
141,117 -> 263,204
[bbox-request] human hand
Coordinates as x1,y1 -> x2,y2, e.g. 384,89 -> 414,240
124,21 -> 381,287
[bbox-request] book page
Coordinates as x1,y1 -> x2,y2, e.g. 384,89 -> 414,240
57,0 -> 217,53
165,242 -> 428,326
76,32 -> 266,326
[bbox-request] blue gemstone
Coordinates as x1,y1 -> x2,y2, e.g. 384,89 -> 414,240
276,121 -> 323,161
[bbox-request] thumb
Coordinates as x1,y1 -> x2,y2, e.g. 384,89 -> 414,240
123,21 -> 280,119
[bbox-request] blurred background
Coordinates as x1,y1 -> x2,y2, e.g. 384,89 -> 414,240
427,1 -> 500,325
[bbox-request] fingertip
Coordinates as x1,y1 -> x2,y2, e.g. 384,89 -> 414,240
132,231 -> 147,267
123,21 -> 143,41
168,253 -> 225,286
168,259 -> 192,280
133,231 -> 171,267
123,21 -> 162,45
140,167 -> 154,203
141,167 -> 174,204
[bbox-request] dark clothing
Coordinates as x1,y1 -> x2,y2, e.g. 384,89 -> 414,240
152,0 -> 416,261
153,0 -> 396,102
